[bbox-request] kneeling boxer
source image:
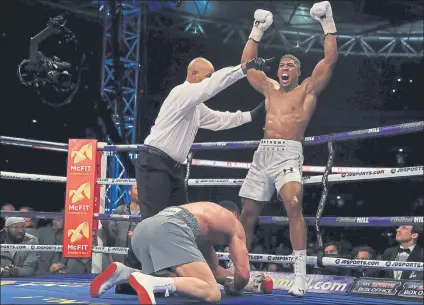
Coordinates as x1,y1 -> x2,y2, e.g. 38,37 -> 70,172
90,201 -> 273,304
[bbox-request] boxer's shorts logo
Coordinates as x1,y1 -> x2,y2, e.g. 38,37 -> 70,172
67,221 -> 89,243
71,143 -> 93,164
391,169 -> 396,174
68,182 -> 91,203
386,261 -> 391,267
335,259 -> 340,264
31,245 -> 35,250
282,167 -> 294,175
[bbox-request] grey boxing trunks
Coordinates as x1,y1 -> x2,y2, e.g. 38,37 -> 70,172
131,206 -> 205,275
239,139 -> 304,202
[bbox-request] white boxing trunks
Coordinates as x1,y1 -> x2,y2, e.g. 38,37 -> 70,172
239,139 -> 304,202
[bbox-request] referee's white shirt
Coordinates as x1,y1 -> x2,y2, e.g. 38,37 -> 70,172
144,64 -> 252,163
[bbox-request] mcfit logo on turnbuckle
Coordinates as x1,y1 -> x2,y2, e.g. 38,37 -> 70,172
68,221 -> 90,243
71,143 -> 93,164
64,139 -> 99,258
68,182 -> 91,203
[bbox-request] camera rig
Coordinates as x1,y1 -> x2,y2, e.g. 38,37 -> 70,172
17,16 -> 86,107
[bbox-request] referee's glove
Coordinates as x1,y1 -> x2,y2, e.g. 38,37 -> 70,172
246,57 -> 276,72
250,101 -> 266,120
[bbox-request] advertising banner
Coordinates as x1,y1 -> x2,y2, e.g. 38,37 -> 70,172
348,277 -> 423,301
238,271 -> 354,295
63,140 -> 99,258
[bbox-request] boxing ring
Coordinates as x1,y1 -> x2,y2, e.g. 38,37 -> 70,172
1,121 -> 424,304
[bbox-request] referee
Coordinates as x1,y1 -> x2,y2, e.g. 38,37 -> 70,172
136,57 -> 273,219
115,57 -> 273,295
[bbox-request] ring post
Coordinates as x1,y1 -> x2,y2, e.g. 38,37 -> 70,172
63,139 -> 99,259
316,134 -> 335,268
91,142 -> 108,274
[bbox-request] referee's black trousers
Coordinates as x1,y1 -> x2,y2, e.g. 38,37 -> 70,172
135,148 -> 188,219
123,148 -> 188,272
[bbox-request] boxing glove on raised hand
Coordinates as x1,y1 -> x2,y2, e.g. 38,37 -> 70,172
310,1 -> 336,35
249,9 -> 273,42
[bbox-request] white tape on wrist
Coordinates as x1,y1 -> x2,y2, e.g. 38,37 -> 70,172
322,17 -> 337,35
249,27 -> 263,42
225,276 -> 239,294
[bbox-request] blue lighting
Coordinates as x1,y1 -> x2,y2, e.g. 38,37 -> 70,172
148,1 -> 161,11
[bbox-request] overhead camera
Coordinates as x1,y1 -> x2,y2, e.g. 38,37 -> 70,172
19,51 -> 73,92
17,16 -> 86,107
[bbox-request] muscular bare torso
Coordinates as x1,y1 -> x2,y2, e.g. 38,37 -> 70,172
264,79 -> 317,141
181,202 -> 237,246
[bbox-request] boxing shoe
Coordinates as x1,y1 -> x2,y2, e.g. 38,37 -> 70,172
129,272 -> 158,304
129,272 -> 176,305
288,253 -> 308,297
90,262 -> 138,298
288,274 -> 308,297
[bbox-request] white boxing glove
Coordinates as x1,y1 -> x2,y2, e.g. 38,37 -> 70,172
310,1 -> 336,35
226,259 -> 235,273
249,9 -> 273,42
244,273 -> 273,294
224,276 -> 243,296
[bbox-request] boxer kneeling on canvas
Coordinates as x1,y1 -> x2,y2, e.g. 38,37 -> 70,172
90,201 -> 273,304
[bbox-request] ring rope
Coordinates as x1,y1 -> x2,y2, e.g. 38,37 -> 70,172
1,244 -> 422,271
185,151 -> 193,188
0,140 -> 69,152
1,121 -> 422,152
0,137 -> 416,175
316,135 -> 335,268
2,166 -> 422,186
0,136 -> 68,149
192,159 -> 399,173
1,211 -> 422,226
2,136 -> 403,174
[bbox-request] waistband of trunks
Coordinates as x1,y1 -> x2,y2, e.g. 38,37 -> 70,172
259,139 -> 303,152
158,206 -> 200,238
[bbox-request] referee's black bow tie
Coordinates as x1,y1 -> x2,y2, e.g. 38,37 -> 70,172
398,248 -> 411,254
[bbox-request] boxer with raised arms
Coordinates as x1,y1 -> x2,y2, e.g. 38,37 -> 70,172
238,1 -> 339,297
